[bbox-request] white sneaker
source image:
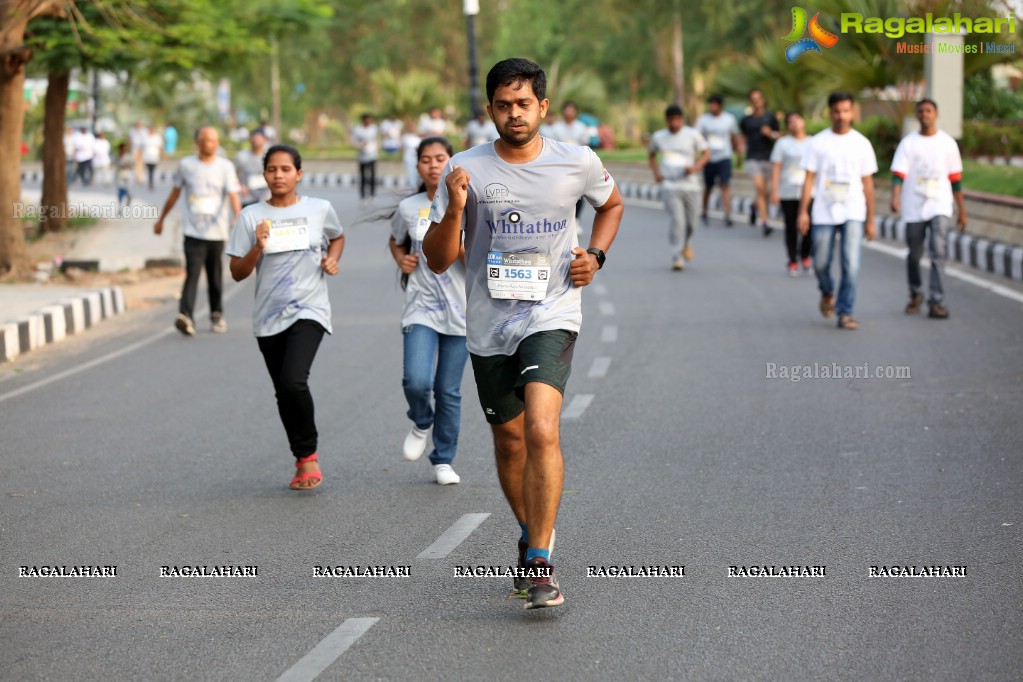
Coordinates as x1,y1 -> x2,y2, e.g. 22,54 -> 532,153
433,463 -> 460,485
672,255 -> 685,271
402,426 -> 430,461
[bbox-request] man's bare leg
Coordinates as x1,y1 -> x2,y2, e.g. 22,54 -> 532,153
491,412 -> 527,525
521,382 -> 564,552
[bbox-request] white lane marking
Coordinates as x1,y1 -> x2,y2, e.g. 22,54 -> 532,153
588,357 -> 612,379
417,513 -> 490,559
599,301 -> 615,316
626,195 -> 1023,305
593,283 -> 609,296
275,617 -> 379,682
562,393 -> 594,420
0,282 -> 246,405
600,325 -> 618,343
863,241 -> 1023,304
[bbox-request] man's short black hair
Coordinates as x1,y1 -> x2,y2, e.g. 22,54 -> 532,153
708,94 -> 724,105
916,98 -> 938,111
665,104 -> 683,119
827,91 -> 855,108
486,58 -> 547,104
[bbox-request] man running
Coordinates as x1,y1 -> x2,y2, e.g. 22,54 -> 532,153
649,104 -> 709,271
234,130 -> 271,207
154,126 -> 241,336
739,88 -> 780,236
424,57 -> 623,610
696,95 -> 740,226
890,99 -> 967,319
797,92 -> 878,331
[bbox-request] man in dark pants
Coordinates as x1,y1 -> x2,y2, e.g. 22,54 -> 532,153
154,126 -> 241,336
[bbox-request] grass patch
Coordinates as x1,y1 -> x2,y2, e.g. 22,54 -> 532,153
961,160 -> 1023,199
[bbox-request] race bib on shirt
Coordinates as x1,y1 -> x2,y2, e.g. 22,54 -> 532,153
263,217 -> 311,254
190,194 -> 220,216
823,179 -> 850,203
914,177 -> 941,199
662,151 -> 691,180
707,135 -> 726,152
412,207 -> 431,241
486,251 -> 551,301
786,166 -> 806,186
247,174 -> 268,191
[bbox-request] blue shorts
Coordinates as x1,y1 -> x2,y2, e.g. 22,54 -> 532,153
703,159 -> 732,188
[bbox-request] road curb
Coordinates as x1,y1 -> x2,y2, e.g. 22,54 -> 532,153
1,286 -> 126,364
617,182 -> 1023,284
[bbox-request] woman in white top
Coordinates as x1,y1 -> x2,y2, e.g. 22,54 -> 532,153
227,144 -> 345,491
388,137 -> 467,485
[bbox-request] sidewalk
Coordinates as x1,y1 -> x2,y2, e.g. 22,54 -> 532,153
3,189 -> 178,363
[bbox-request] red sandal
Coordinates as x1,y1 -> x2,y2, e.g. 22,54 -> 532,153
290,453 -> 323,491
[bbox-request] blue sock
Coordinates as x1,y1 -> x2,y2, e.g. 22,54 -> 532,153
525,548 -> 550,562
519,523 -> 528,543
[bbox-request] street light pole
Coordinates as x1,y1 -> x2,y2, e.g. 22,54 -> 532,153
464,0 -> 481,118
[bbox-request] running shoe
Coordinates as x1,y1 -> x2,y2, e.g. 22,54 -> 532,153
837,314 -> 859,330
905,294 -> 924,315
819,294 -> 835,319
672,255 -> 685,271
174,314 -> 195,337
513,529 -> 556,597
787,262 -> 799,277
433,463 -> 460,485
928,302 -> 949,319
524,557 -> 564,609
802,257 -> 812,272
762,223 -> 772,237
211,312 -> 227,333
725,215 -> 733,227
682,244 -> 694,262
402,426 -> 430,461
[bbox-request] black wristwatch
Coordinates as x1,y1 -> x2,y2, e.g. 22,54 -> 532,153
586,248 -> 605,269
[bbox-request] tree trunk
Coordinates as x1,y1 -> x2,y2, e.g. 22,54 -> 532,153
40,69 -> 70,234
671,3 -> 684,107
0,0 -> 65,275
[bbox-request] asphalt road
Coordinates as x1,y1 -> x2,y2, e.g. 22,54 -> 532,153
2,180 -> 1022,681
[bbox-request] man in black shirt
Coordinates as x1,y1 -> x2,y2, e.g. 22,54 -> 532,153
739,88 -> 780,236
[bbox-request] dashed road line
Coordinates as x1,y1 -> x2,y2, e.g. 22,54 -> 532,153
417,513 -> 491,559
562,393 -> 594,420
588,357 -> 612,379
275,617 -> 379,682
600,325 -> 618,343
598,301 -> 616,316
593,283 -> 609,296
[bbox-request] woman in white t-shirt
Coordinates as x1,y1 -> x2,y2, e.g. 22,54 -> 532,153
142,126 -> 163,190
387,137 -> 467,485
227,144 -> 345,491
770,111 -> 813,276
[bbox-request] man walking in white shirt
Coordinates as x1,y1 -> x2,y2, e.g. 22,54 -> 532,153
890,99 -> 967,319
797,92 -> 878,330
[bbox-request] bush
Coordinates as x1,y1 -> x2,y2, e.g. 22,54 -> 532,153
960,120 -> 1023,158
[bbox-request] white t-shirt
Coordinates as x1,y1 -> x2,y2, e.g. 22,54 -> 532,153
226,196 -> 343,337
466,118 -> 499,148
649,127 -> 708,192
418,115 -> 447,137
172,155 -> 241,241
73,132 -> 95,162
770,135 -> 811,201
890,130 -> 963,223
550,119 -> 590,146
800,128 -> 878,224
392,192 -> 467,335
92,137 -> 111,169
695,112 -> 739,163
429,138 -> 615,356
142,133 -> 163,164
130,126 -> 147,152
351,124 -> 379,163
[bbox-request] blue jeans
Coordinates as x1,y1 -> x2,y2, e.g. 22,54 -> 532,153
812,220 -> 864,316
402,324 -> 468,465
905,216 -> 949,304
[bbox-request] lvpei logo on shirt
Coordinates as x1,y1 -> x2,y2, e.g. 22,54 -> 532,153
783,7 -> 839,62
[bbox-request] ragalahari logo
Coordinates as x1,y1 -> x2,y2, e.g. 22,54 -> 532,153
783,7 -> 840,62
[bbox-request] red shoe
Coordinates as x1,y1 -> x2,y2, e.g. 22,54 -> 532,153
802,257 -> 812,272
787,262 -> 799,277
290,453 -> 323,491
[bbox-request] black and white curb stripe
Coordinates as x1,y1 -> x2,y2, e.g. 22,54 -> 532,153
875,214 -> 1023,283
1,287 -> 126,363
22,168 -> 419,191
619,182 -> 1023,284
